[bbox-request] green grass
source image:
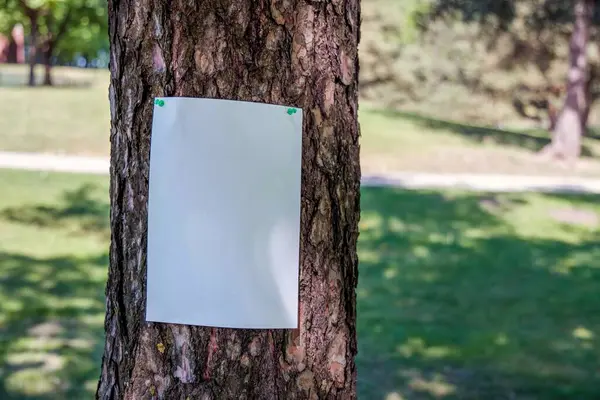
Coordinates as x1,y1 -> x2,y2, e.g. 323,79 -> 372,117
0,169 -> 108,399
358,187 -> 600,399
0,65 -> 110,156
2,65 -> 600,176
1,169 -> 600,398
360,109 -> 600,177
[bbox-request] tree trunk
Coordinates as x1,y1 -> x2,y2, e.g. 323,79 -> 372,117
97,1 -> 361,399
41,7 -> 72,86
42,45 -> 53,86
27,17 -> 38,87
581,66 -> 596,132
543,0 -> 594,160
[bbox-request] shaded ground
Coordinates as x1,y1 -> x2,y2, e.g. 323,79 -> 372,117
1,172 -> 600,398
385,111 -> 599,157
361,109 -> 600,177
0,170 -> 108,399
358,187 -> 600,399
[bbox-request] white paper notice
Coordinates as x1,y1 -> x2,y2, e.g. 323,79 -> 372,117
146,97 -> 302,329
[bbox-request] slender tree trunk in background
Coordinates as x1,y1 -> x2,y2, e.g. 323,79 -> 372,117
581,67 -> 596,131
42,46 -> 53,86
17,2 -> 41,86
27,17 -> 38,87
97,1 -> 361,399
41,8 -> 72,86
544,0 -> 594,160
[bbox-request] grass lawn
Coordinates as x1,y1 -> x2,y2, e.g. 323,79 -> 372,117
2,65 -> 600,176
0,65 -> 110,157
1,169 -> 600,398
360,110 -> 600,177
0,169 -> 108,399
358,187 -> 600,399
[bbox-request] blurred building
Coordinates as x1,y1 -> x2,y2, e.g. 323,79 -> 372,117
0,24 -> 25,64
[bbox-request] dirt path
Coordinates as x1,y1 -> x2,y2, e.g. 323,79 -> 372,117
2,151 -> 600,194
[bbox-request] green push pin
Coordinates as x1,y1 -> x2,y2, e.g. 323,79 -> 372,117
287,108 -> 297,115
155,99 -> 165,107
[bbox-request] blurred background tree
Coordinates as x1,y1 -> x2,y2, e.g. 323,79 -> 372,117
0,0 -> 108,86
421,0 -> 597,160
361,0 -> 600,159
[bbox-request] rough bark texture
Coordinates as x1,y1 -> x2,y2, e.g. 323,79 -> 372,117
545,0 -> 594,160
97,1 -> 361,399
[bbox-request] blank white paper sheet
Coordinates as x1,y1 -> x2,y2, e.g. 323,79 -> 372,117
146,97 -> 302,329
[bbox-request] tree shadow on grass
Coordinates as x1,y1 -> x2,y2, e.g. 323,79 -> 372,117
371,109 -> 598,158
357,187 -> 600,399
1,184 -> 109,239
0,252 -> 108,400
0,183 -> 109,399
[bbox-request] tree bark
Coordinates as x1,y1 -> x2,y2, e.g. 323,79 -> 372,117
97,1 -> 361,399
543,0 -> 594,160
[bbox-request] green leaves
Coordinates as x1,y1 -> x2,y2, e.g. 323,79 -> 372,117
0,0 -> 21,34
0,0 -> 108,62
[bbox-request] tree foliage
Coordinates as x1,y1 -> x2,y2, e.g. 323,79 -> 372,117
0,0 -> 22,38
0,0 -> 107,63
421,0 -> 598,158
415,0 -> 600,103
421,0 -> 600,48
